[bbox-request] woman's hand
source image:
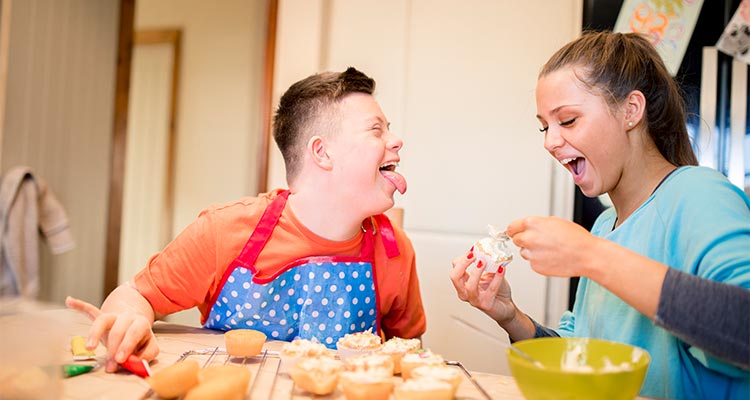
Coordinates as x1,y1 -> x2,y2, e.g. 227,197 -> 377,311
507,216 -> 600,278
65,294 -> 159,373
449,249 -> 516,324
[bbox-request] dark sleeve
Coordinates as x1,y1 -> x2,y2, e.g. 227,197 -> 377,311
654,268 -> 750,370
508,315 -> 560,343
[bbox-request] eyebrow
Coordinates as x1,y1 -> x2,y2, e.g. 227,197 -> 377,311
364,116 -> 390,128
536,104 -> 582,120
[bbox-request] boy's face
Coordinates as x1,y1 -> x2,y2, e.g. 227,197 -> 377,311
326,93 -> 406,215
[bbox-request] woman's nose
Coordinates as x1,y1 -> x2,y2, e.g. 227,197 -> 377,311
543,128 -> 563,152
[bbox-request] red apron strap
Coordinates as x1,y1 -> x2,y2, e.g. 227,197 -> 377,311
370,214 -> 400,259
235,190 -> 290,268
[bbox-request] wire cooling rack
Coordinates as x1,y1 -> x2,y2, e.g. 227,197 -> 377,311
141,348 -> 491,400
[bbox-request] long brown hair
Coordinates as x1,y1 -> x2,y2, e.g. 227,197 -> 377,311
540,31 -> 698,166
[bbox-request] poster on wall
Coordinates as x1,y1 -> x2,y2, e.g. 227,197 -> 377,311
716,0 -> 750,65
614,0 -> 705,75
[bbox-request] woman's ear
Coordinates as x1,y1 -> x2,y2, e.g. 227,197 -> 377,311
624,90 -> 646,130
308,135 -> 333,170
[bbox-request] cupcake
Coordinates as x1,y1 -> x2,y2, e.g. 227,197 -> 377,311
288,356 -> 344,396
380,337 -> 421,375
336,329 -> 383,360
186,365 -> 251,400
394,376 -> 454,400
410,365 -> 462,396
473,224 -> 513,273
340,371 -> 395,400
279,338 -> 332,374
399,349 -> 446,380
343,352 -> 394,378
146,360 -> 200,399
224,329 -> 266,358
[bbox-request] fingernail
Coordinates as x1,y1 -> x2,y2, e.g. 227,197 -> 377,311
497,266 -> 505,274
477,260 -> 484,268
117,351 -> 125,363
86,338 -> 96,348
467,250 -> 474,260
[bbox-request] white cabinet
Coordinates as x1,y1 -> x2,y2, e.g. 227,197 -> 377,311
273,0 -> 581,374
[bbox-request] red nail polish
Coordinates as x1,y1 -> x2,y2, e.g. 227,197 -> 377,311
467,251 -> 474,260
477,260 -> 484,268
497,266 -> 504,274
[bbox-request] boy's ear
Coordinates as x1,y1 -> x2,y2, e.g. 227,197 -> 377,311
308,135 -> 333,170
624,89 -> 646,130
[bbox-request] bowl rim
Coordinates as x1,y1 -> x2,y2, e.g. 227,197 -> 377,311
506,337 -> 651,374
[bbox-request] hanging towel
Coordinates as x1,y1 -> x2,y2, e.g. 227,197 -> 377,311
0,166 -> 75,298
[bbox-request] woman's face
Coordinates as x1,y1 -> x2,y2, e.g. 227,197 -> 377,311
535,66 -> 629,197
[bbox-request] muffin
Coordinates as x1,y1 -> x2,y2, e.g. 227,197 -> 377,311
279,338 -> 332,374
473,224 -> 513,273
343,352 -> 394,378
185,365 -> 251,400
394,376 -> 454,400
146,360 -> 200,399
288,356 -> 344,395
399,349 -> 446,380
336,329 -> 383,360
380,337 -> 421,374
340,371 -> 395,400
410,365 -> 462,396
224,329 -> 266,358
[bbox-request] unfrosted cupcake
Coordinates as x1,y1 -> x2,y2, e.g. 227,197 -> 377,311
279,338 -> 332,374
336,329 -> 383,360
399,349 -> 446,380
340,371 -> 394,400
394,376 -> 453,400
380,337 -> 421,375
410,365 -> 462,396
224,329 -> 266,358
288,356 -> 344,396
343,352 -> 394,378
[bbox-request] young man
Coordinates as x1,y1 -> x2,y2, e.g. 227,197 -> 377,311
67,67 -> 425,373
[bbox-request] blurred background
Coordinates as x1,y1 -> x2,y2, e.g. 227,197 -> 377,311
0,0 -> 746,375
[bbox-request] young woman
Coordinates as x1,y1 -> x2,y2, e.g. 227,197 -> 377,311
451,31 -> 750,399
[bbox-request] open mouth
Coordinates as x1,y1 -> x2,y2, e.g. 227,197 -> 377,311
561,157 -> 585,176
379,162 -> 398,172
379,162 -> 407,194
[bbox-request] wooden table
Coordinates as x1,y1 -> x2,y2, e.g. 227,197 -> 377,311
27,308 -> 521,399
2,307 -> 650,399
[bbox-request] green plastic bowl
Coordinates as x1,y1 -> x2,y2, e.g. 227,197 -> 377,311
507,337 -> 650,400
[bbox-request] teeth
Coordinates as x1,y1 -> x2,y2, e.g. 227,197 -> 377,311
380,162 -> 399,169
560,157 -> 577,165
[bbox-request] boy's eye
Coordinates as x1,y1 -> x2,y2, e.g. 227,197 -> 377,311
559,118 -> 576,126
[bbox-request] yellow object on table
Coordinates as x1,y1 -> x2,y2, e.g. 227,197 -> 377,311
70,335 -> 96,360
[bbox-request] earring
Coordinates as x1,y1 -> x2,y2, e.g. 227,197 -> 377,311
627,121 -> 634,127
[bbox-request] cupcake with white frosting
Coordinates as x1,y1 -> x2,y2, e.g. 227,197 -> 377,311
336,329 -> 383,360
380,337 -> 421,375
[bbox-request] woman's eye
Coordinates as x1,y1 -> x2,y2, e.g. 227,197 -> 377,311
538,126 -> 549,133
559,118 -> 576,126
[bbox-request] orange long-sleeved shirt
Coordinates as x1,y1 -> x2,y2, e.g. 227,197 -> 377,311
133,189 -> 426,339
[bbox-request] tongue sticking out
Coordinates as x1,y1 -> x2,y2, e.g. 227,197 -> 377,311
380,170 -> 407,194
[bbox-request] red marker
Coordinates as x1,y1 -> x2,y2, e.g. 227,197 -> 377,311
120,355 -> 151,377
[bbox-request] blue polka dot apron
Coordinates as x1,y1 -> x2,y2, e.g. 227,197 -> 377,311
204,190 -> 400,348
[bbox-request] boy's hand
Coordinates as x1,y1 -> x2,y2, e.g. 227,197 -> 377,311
449,249 -> 516,325
65,296 -> 159,373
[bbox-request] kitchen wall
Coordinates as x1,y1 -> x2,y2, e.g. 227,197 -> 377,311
0,0 -> 120,305
1,0 -> 581,375
271,0 -> 581,374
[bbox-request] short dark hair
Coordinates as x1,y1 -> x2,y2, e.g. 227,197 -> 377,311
273,67 -> 376,181
539,31 -> 698,166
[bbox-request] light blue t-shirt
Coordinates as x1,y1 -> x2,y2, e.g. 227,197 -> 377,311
557,166 -> 750,399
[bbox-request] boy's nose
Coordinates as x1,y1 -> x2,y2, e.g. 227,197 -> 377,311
387,134 -> 403,152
